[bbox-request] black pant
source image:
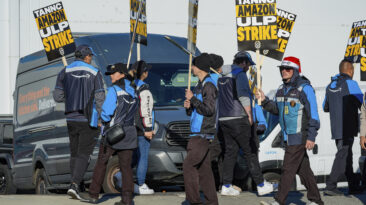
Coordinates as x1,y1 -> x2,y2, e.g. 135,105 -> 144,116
89,143 -> 134,204
67,121 -> 98,185
183,136 -> 218,205
275,144 -> 323,205
220,118 -> 264,185
209,132 -> 225,189
326,138 -> 359,190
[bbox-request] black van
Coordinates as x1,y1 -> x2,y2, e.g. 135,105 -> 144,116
13,33 -> 201,193
0,114 -> 15,194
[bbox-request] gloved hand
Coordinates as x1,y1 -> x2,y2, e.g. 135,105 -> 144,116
256,124 -> 266,135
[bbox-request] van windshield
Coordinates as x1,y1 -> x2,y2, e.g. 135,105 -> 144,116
145,64 -> 198,107
259,111 -> 279,142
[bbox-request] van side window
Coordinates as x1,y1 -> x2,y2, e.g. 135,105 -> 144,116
17,76 -> 58,126
3,124 -> 13,144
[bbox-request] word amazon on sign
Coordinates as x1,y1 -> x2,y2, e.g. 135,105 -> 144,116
236,0 -> 278,51
33,2 -> 75,61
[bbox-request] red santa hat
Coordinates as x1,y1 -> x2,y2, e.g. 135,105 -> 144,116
279,56 -> 301,73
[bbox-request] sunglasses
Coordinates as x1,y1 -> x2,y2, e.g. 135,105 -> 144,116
280,67 -> 293,71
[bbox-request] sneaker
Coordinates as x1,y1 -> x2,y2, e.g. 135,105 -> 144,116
324,188 -> 344,196
79,193 -> 98,204
67,183 -> 81,200
232,185 -> 242,192
220,184 -> 240,196
134,183 -> 154,195
308,202 -> 320,205
260,200 -> 280,205
257,181 -> 274,196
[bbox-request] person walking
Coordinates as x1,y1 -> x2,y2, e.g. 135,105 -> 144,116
323,58 -> 364,196
183,53 -> 219,205
218,51 -> 273,196
132,60 -> 155,195
53,45 -> 105,200
257,56 -> 324,205
207,53 -> 225,189
81,63 -> 138,205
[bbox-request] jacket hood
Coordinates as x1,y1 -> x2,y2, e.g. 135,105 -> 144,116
331,73 -> 351,82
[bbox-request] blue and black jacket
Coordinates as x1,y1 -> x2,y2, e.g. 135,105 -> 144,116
186,75 -> 218,139
218,65 -> 249,118
54,60 -> 105,128
210,73 -> 220,87
323,73 -> 363,139
262,75 -> 320,145
101,79 -> 137,127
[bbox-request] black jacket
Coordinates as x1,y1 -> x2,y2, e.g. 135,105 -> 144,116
186,75 -> 218,138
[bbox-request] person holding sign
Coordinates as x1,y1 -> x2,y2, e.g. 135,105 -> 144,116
53,45 -> 105,200
256,57 -> 323,205
183,53 -> 219,205
208,53 -> 225,189
218,51 -> 273,196
323,59 -> 364,196
82,63 -> 138,205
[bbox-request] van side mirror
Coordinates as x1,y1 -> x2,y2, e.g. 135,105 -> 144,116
312,144 -> 318,155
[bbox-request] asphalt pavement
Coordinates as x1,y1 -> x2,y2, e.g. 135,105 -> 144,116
1,190 -> 366,205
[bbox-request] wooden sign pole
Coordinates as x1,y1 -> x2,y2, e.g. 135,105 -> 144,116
256,49 -> 262,105
188,54 -> 193,91
137,42 -> 141,61
61,56 -> 68,66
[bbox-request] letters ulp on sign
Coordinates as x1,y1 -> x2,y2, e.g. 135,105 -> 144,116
344,20 -> 366,63
130,0 -> 147,45
33,2 -> 75,61
236,0 -> 278,51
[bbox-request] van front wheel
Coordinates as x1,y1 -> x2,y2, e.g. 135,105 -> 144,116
103,156 -> 121,193
263,172 -> 281,185
0,164 -> 16,194
35,169 -> 49,195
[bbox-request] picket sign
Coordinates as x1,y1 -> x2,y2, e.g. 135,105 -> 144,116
127,0 -> 143,69
33,2 -> 75,65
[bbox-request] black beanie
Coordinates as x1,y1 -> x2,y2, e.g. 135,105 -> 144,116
192,53 -> 211,72
209,53 -> 224,71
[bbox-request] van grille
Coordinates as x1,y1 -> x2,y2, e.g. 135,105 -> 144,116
166,121 -> 191,146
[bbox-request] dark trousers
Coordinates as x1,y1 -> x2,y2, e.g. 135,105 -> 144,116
220,118 -> 264,185
326,138 -> 358,190
183,136 -> 218,205
89,143 -> 134,205
275,144 -> 323,205
209,132 -> 224,189
67,121 -> 98,185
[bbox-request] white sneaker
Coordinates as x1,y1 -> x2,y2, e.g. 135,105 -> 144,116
257,181 -> 274,196
220,185 -> 240,196
308,202 -> 320,205
134,183 -> 154,195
